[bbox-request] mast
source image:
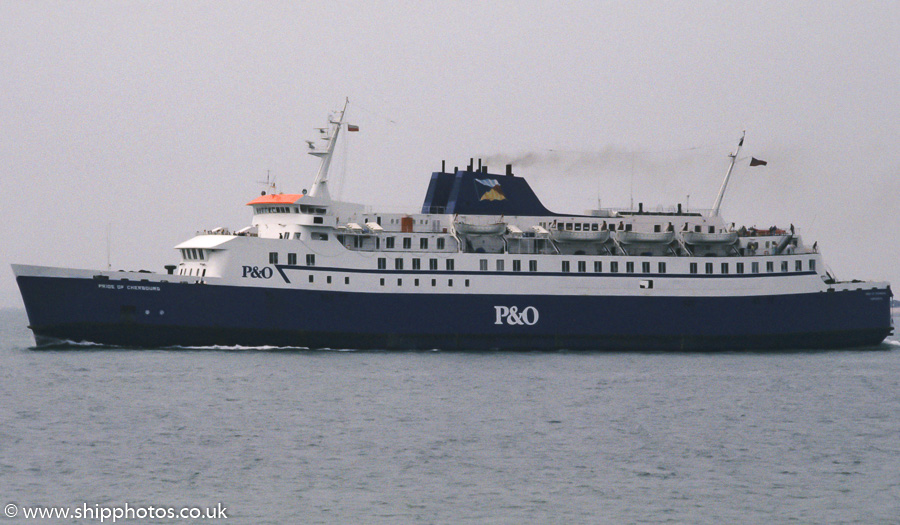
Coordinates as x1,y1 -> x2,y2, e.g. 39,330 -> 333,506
308,98 -> 350,200
710,131 -> 745,217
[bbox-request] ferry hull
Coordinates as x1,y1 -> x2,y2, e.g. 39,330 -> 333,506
15,272 -> 893,351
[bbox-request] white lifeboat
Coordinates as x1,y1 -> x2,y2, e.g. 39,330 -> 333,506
616,231 -> 675,244
550,229 -> 611,243
453,220 -> 507,235
681,231 -> 739,245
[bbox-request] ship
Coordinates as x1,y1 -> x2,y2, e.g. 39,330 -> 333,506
12,101 -> 894,350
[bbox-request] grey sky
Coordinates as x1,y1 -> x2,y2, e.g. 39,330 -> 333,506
2,1 -> 898,307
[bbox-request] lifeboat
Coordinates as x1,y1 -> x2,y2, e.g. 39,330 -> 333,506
550,229 -> 611,243
615,231 -> 675,244
681,231 -> 739,245
453,220 -> 507,235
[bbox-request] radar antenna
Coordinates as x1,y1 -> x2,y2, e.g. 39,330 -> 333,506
256,170 -> 277,195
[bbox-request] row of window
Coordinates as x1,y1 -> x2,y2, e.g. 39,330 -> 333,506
181,249 -> 205,261
269,252 -> 815,275
181,248 -> 206,261
377,257 -> 455,271
689,259 -> 814,275
255,205 -> 330,215
561,260 -> 668,274
384,237 -> 446,250
380,278 -> 469,288
295,274 -> 470,289
256,206 -> 296,214
270,253 -> 315,265
179,267 -> 206,276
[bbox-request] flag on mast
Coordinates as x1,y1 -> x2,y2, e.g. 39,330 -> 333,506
749,157 -> 767,166
347,124 -> 360,132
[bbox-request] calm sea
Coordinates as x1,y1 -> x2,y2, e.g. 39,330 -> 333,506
1,307 -> 898,524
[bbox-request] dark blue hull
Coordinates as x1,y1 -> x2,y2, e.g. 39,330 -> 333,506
16,275 -> 893,350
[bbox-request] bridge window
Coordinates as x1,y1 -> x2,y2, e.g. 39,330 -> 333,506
269,252 -> 278,264
514,260 -> 522,272
420,238 -> 428,250
395,258 -> 403,270
288,253 -> 297,266
429,259 -> 438,270
767,261 -> 774,273
809,259 -> 816,271
386,237 -> 395,249
705,262 -> 713,274
626,262 -> 635,273
403,238 -> 411,249
480,259 -> 488,271
781,261 -> 789,272
446,259 -> 455,271
577,261 -> 586,273
642,261 -> 650,273
496,260 -> 504,271
377,258 -> 386,270
306,254 -> 315,266
529,260 -> 538,272
752,262 -> 760,273
437,238 -> 446,250
412,258 -> 421,270
610,261 -> 618,273
736,262 -> 744,274
721,263 -> 729,274
562,261 -> 570,273
690,262 -> 698,274
795,260 -> 802,271
594,261 -> 602,273
658,262 -> 666,274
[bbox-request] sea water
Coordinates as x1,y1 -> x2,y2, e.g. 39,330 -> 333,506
1,308 -> 898,524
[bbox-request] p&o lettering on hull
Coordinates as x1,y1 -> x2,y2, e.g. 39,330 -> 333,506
494,306 -> 539,326
242,266 -> 273,279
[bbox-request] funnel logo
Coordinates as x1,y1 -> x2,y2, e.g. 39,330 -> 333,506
475,178 -> 506,201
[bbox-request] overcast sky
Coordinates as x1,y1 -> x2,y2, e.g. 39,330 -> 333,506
2,1 -> 898,308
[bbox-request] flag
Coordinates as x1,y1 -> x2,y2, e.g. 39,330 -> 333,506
347,124 -> 359,132
749,157 -> 767,166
